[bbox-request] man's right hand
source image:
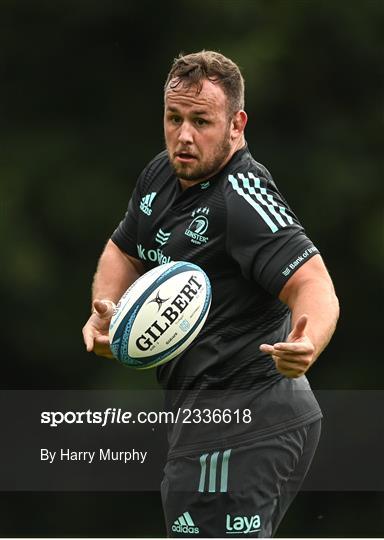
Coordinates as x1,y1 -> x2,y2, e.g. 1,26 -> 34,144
82,299 -> 116,359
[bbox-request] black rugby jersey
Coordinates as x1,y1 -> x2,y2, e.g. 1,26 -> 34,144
112,145 -> 322,457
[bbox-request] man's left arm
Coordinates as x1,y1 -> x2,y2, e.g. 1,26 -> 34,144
260,254 -> 339,378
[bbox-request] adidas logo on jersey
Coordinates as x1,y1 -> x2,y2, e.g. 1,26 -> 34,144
140,192 -> 157,215
171,511 -> 199,535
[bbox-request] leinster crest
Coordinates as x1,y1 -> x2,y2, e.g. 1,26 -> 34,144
184,207 -> 210,245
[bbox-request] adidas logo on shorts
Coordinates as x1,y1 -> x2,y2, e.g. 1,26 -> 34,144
171,511 -> 199,535
140,192 -> 157,215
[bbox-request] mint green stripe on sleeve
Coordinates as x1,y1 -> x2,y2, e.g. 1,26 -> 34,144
208,451 -> 220,492
228,175 -> 278,233
198,453 -> 208,492
220,449 -> 232,492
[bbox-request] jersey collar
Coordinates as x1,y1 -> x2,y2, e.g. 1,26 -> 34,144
175,143 -> 249,195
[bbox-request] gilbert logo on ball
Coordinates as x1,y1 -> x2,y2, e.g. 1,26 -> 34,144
109,262 -> 212,369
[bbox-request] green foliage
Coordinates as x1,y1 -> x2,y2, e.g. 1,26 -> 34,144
2,0 -> 382,390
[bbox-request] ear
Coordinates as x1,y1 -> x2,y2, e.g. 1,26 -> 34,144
230,110 -> 248,140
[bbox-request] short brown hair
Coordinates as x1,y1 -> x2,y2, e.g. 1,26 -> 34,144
164,50 -> 245,117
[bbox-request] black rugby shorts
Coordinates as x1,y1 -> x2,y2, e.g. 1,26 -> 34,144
161,420 -> 321,538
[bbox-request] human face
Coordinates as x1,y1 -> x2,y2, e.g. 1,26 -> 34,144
164,79 -> 233,185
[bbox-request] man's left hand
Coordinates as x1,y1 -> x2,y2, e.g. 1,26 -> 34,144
259,314 -> 315,378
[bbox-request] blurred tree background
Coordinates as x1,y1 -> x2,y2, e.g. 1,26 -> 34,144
1,0 -> 383,536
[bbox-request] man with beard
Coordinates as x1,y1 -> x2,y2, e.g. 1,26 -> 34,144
83,51 -> 339,537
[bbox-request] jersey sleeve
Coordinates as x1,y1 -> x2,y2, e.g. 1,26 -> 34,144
111,155 -> 155,259
110,172 -> 145,259
110,151 -> 168,258
225,171 -> 320,297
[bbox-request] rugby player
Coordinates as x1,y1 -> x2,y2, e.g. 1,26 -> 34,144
83,50 -> 339,537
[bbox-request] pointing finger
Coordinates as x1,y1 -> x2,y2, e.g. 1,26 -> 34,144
274,341 -> 314,353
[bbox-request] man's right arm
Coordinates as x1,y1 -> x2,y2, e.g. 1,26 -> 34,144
82,239 -> 145,359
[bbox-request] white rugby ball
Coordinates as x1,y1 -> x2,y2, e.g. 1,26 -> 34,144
109,261 -> 211,369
